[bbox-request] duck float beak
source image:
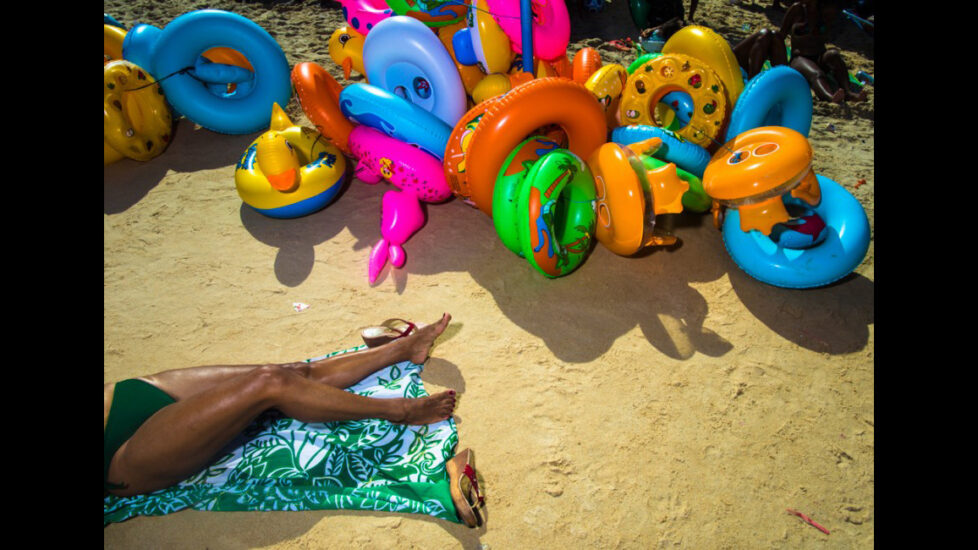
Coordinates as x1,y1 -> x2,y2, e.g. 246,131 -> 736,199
266,167 -> 299,192
254,103 -> 302,192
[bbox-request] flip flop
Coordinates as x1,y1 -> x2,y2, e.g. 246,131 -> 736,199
360,318 -> 417,348
446,448 -> 485,528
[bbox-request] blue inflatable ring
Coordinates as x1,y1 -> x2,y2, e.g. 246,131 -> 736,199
362,16 -> 466,127
610,125 -> 712,177
725,65 -> 813,141
722,175 -> 870,289
104,13 -> 126,29
130,10 -> 292,135
339,83 -> 452,159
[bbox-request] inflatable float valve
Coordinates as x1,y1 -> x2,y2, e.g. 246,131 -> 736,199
255,103 -> 301,192
702,126 -> 821,235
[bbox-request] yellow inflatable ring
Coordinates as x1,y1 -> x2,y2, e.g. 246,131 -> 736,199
104,24 -> 127,65
619,53 -> 727,149
584,63 -> 628,129
661,25 -> 745,106
104,60 -> 173,165
234,103 -> 347,218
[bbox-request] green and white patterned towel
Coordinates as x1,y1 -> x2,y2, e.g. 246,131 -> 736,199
104,346 -> 460,526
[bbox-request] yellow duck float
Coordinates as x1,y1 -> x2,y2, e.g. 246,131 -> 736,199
328,26 -> 366,80
234,103 -> 347,218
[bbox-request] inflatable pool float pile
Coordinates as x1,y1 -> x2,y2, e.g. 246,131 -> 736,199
104,6 -> 869,289
294,16 -> 468,284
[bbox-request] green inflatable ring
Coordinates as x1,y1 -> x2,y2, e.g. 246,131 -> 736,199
494,136 -> 562,257
384,0 -> 466,27
627,52 -> 660,74
494,140 -> 597,278
640,156 -> 711,213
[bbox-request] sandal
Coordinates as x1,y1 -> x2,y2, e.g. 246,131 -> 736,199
360,318 -> 417,348
446,448 -> 485,528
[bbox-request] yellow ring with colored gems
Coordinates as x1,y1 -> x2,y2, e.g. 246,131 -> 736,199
618,53 -> 727,149
104,60 -> 173,165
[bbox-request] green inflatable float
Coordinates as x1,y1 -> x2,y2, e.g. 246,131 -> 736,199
493,136 -> 597,278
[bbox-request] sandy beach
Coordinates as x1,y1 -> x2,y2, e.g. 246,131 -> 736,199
104,0 -> 874,547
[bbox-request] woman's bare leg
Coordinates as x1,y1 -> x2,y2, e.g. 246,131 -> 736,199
106,362 -> 456,497
140,314 -> 452,400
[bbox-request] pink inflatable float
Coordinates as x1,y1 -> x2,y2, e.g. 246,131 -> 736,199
340,0 -> 393,35
348,125 -> 452,283
487,0 -> 570,61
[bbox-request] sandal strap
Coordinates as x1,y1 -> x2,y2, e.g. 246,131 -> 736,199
463,464 -> 485,506
382,318 -> 417,338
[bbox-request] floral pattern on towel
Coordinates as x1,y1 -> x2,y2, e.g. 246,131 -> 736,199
104,345 -> 459,525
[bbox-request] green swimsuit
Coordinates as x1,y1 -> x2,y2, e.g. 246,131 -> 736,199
103,379 -> 176,491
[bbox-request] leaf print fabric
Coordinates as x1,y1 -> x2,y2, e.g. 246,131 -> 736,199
104,345 -> 460,525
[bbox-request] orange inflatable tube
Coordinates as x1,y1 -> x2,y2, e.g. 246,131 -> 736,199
291,62 -> 354,154
202,47 -> 255,71
443,77 -> 607,217
572,47 -> 602,84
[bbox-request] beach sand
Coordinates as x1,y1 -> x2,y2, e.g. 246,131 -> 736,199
104,0 -> 874,547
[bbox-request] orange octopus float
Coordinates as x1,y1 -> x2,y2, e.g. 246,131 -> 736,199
587,137 -> 690,256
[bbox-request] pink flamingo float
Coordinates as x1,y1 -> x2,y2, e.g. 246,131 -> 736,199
339,0 -> 394,35
348,125 -> 452,283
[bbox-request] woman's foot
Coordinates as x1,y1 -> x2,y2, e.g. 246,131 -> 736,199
829,87 -> 845,104
391,390 -> 456,424
397,313 -> 451,364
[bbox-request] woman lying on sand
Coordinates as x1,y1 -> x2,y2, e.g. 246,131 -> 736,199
104,313 -> 474,509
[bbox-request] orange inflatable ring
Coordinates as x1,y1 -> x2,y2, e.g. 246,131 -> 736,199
291,61 -> 354,154
443,77 -> 607,216
588,138 -> 689,256
702,126 -> 821,235
619,53 -> 727,149
444,98 -> 497,207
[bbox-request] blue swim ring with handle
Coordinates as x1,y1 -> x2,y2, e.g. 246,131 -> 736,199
339,83 -> 452,160
722,174 -> 870,289
123,23 -> 256,115
611,125 -> 711,177
362,16 -> 466,127
128,10 -> 291,135
725,65 -> 812,141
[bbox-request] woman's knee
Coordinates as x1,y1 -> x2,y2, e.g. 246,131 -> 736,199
247,364 -> 299,398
